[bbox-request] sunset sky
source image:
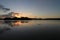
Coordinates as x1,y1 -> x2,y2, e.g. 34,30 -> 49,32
0,0 -> 60,18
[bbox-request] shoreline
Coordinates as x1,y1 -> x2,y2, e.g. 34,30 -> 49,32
0,19 -> 60,20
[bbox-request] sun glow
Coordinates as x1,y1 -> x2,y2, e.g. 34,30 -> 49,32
11,12 -> 37,18
12,13 -> 21,18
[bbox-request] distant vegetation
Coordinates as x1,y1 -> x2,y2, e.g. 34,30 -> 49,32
0,17 -> 59,20
3,17 -> 32,20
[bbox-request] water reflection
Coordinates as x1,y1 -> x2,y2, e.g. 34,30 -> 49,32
4,20 -> 29,26
0,20 -> 60,27
0,20 -> 30,34
0,20 -> 60,39
0,27 -> 10,34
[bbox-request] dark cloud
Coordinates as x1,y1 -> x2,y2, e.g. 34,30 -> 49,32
0,4 -> 10,12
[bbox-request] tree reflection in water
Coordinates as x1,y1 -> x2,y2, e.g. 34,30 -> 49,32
0,20 -> 30,34
4,20 -> 29,26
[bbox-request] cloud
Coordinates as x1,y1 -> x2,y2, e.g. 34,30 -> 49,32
0,4 -> 10,12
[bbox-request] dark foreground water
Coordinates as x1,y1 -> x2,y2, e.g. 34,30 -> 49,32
0,20 -> 60,40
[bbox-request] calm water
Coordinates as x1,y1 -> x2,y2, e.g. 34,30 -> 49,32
0,20 -> 60,39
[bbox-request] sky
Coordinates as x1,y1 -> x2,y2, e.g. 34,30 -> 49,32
0,0 -> 60,18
